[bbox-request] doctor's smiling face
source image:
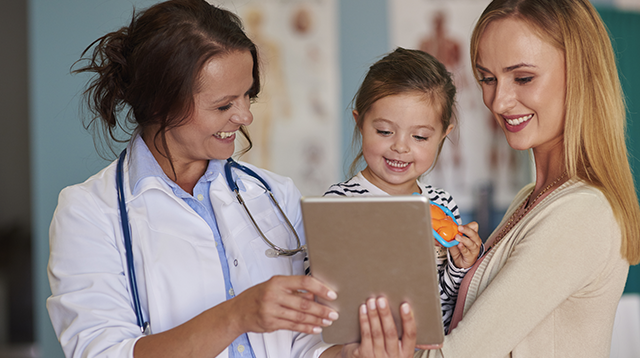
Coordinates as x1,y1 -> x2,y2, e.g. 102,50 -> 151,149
476,17 -> 566,154
162,50 -> 255,165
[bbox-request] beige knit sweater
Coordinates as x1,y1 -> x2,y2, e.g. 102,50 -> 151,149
415,179 -> 629,358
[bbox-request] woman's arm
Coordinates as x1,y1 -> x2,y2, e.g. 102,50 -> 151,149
415,188 -> 626,357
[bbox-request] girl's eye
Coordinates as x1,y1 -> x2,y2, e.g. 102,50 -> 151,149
515,76 -> 533,84
414,135 -> 428,141
376,129 -> 392,136
479,76 -> 496,85
218,103 -> 233,111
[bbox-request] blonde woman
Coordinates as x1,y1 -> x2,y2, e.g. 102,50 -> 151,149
411,0 -> 640,356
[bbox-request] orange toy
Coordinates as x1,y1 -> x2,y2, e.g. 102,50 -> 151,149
430,203 -> 460,247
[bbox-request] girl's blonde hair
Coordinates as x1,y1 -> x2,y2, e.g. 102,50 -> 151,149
471,0 -> 640,264
349,47 -> 456,177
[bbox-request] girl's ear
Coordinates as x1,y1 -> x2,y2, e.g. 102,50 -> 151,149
444,123 -> 454,138
352,110 -> 363,131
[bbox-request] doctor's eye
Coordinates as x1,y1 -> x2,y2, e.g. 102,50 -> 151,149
218,103 -> 233,111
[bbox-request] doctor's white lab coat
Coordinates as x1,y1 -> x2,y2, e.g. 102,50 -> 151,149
47,155 -> 330,358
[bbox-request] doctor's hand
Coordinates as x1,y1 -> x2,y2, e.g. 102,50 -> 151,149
227,275 -> 339,336
322,297 -> 417,358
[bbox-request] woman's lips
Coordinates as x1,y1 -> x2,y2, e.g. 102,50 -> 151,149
213,131 -> 236,139
503,114 -> 533,132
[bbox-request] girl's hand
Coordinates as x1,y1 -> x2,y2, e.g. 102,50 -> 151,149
228,275 -> 339,336
449,221 -> 482,269
339,297 -> 417,358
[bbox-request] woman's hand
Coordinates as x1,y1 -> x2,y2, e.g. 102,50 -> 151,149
339,297 -> 417,358
449,221 -> 482,269
228,275 -> 339,336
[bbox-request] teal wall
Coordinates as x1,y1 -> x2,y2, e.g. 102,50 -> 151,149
30,1 -> 639,356
29,1 -> 155,356
598,8 -> 640,294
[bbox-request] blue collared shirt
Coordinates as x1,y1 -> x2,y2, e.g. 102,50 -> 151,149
129,136 -> 256,358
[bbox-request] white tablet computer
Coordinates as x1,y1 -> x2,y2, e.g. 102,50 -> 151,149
301,195 -> 444,346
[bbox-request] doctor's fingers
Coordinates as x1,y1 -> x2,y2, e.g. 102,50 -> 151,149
269,275 -> 338,302
275,291 -> 340,326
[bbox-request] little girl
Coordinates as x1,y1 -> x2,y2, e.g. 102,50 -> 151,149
324,47 -> 484,332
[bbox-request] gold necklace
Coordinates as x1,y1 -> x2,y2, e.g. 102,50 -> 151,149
491,171 -> 567,247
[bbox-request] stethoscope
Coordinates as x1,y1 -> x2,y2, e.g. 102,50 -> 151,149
116,149 -> 305,334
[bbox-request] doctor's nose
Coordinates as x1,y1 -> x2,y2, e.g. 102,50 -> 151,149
231,96 -> 253,126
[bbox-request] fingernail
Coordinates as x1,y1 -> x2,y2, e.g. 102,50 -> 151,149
360,304 -> 367,314
327,290 -> 337,300
401,303 -> 410,314
328,311 -> 339,320
322,319 -> 333,326
313,326 -> 322,334
377,297 -> 387,309
368,298 -> 376,310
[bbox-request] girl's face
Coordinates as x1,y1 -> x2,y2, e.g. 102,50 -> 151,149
162,50 -> 254,165
476,18 -> 566,154
358,92 -> 453,195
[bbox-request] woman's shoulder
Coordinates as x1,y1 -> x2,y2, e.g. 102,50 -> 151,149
550,179 -> 610,210
59,160 -> 119,201
532,179 -> 618,245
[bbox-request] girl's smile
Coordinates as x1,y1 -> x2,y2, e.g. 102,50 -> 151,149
357,92 -> 453,195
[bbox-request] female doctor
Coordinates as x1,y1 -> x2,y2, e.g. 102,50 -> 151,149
46,1 -> 418,357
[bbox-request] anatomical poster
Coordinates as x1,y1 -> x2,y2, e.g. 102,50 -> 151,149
213,0 -> 341,196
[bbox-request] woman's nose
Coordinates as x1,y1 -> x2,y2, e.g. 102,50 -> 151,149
231,96 -> 253,126
491,81 -> 516,114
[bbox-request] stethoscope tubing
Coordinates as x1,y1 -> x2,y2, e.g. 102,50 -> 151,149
116,150 -> 149,334
225,158 -> 306,257
116,151 -> 304,334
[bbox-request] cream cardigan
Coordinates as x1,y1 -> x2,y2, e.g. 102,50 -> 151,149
415,179 -> 629,357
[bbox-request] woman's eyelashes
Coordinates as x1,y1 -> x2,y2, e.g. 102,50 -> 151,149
479,76 -> 496,85
515,76 -> 533,84
479,75 -> 533,85
218,93 -> 252,112
218,103 -> 233,111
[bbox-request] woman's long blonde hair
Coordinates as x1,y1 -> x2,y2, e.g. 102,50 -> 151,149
470,0 -> 640,265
